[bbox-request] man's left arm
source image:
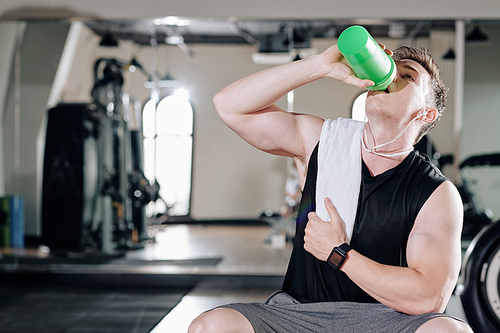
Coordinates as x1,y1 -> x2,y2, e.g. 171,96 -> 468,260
304,181 -> 463,315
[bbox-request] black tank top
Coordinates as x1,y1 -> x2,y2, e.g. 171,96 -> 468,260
282,144 -> 447,303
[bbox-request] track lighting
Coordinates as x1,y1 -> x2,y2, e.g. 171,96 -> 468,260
99,32 -> 119,47
465,24 -> 490,45
442,48 -> 456,60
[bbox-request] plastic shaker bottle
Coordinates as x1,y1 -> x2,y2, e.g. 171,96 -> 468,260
337,25 -> 396,91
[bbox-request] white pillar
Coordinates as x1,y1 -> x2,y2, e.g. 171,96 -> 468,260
453,20 -> 465,183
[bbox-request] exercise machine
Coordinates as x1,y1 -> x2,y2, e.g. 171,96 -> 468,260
42,57 -> 156,253
437,152 -> 500,332
453,153 -> 500,333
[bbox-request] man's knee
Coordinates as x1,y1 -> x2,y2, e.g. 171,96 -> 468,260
188,312 -> 210,333
188,308 -> 254,333
416,316 -> 473,333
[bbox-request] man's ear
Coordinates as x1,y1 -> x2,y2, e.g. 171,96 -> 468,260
421,108 -> 439,123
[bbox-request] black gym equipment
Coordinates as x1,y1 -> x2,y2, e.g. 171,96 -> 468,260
421,148 -> 500,332
437,152 -> 499,241
461,220 -> 500,332
434,152 -> 500,332
42,57 -> 158,253
42,103 -> 100,250
452,153 -> 500,333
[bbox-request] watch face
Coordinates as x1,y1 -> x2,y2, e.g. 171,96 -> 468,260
330,251 -> 344,267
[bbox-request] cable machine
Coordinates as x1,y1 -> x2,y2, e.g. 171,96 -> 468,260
41,57 -> 154,254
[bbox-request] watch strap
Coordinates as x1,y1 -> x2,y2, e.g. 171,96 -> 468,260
327,243 -> 352,270
338,243 -> 352,255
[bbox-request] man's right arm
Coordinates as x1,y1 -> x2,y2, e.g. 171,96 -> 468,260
213,45 -> 376,181
213,54 -> 327,161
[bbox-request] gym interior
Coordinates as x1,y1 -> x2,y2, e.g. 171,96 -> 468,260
1,1 -> 500,332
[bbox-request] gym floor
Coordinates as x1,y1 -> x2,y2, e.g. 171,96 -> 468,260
0,223 -> 473,332
0,223 -> 293,332
148,224 -> 292,332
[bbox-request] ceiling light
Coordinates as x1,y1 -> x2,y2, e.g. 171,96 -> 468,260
99,33 -> 118,47
165,36 -> 184,45
144,74 -> 180,89
442,48 -> 456,60
155,16 -> 191,27
388,22 -> 406,39
465,24 -> 490,45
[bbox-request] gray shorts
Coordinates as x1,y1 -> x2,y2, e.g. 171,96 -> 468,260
220,291 -> 469,333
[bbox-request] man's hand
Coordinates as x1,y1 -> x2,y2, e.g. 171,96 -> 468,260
319,43 -> 392,90
319,45 -> 373,89
304,197 -> 347,261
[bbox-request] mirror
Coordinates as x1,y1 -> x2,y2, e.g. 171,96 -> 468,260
1,16 -> 499,244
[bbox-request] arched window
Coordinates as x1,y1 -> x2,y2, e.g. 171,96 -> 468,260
143,89 -> 193,218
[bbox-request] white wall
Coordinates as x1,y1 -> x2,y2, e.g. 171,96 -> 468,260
462,22 -> 500,219
60,24 -> 457,221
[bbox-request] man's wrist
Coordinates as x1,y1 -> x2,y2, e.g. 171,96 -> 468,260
306,52 -> 333,80
327,243 -> 352,270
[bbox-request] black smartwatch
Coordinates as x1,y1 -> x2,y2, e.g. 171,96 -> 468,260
327,243 -> 352,270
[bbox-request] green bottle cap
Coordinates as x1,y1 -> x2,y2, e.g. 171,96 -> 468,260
338,25 -> 396,91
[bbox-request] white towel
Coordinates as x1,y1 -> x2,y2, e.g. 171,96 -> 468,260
316,118 -> 365,244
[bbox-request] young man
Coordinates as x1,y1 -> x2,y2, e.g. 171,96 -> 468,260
189,41 -> 473,332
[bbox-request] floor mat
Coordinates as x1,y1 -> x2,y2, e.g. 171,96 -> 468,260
0,256 -> 222,266
0,285 -> 189,333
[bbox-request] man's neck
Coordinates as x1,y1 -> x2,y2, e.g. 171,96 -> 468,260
361,121 -> 415,176
361,148 -> 410,177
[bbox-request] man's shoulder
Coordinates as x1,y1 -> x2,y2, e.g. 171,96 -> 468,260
321,117 -> 365,139
325,117 -> 365,128
412,150 -> 447,182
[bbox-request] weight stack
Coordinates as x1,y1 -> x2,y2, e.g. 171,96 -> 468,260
42,104 -> 99,250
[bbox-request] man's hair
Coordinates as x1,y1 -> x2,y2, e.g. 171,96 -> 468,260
391,46 -> 448,145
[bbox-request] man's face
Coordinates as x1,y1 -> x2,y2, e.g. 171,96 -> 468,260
365,59 -> 432,123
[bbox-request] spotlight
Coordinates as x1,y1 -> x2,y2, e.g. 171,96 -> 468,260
442,48 -> 456,60
99,33 -> 119,47
465,24 -> 490,45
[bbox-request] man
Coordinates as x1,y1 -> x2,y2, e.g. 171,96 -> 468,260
189,39 -> 473,332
